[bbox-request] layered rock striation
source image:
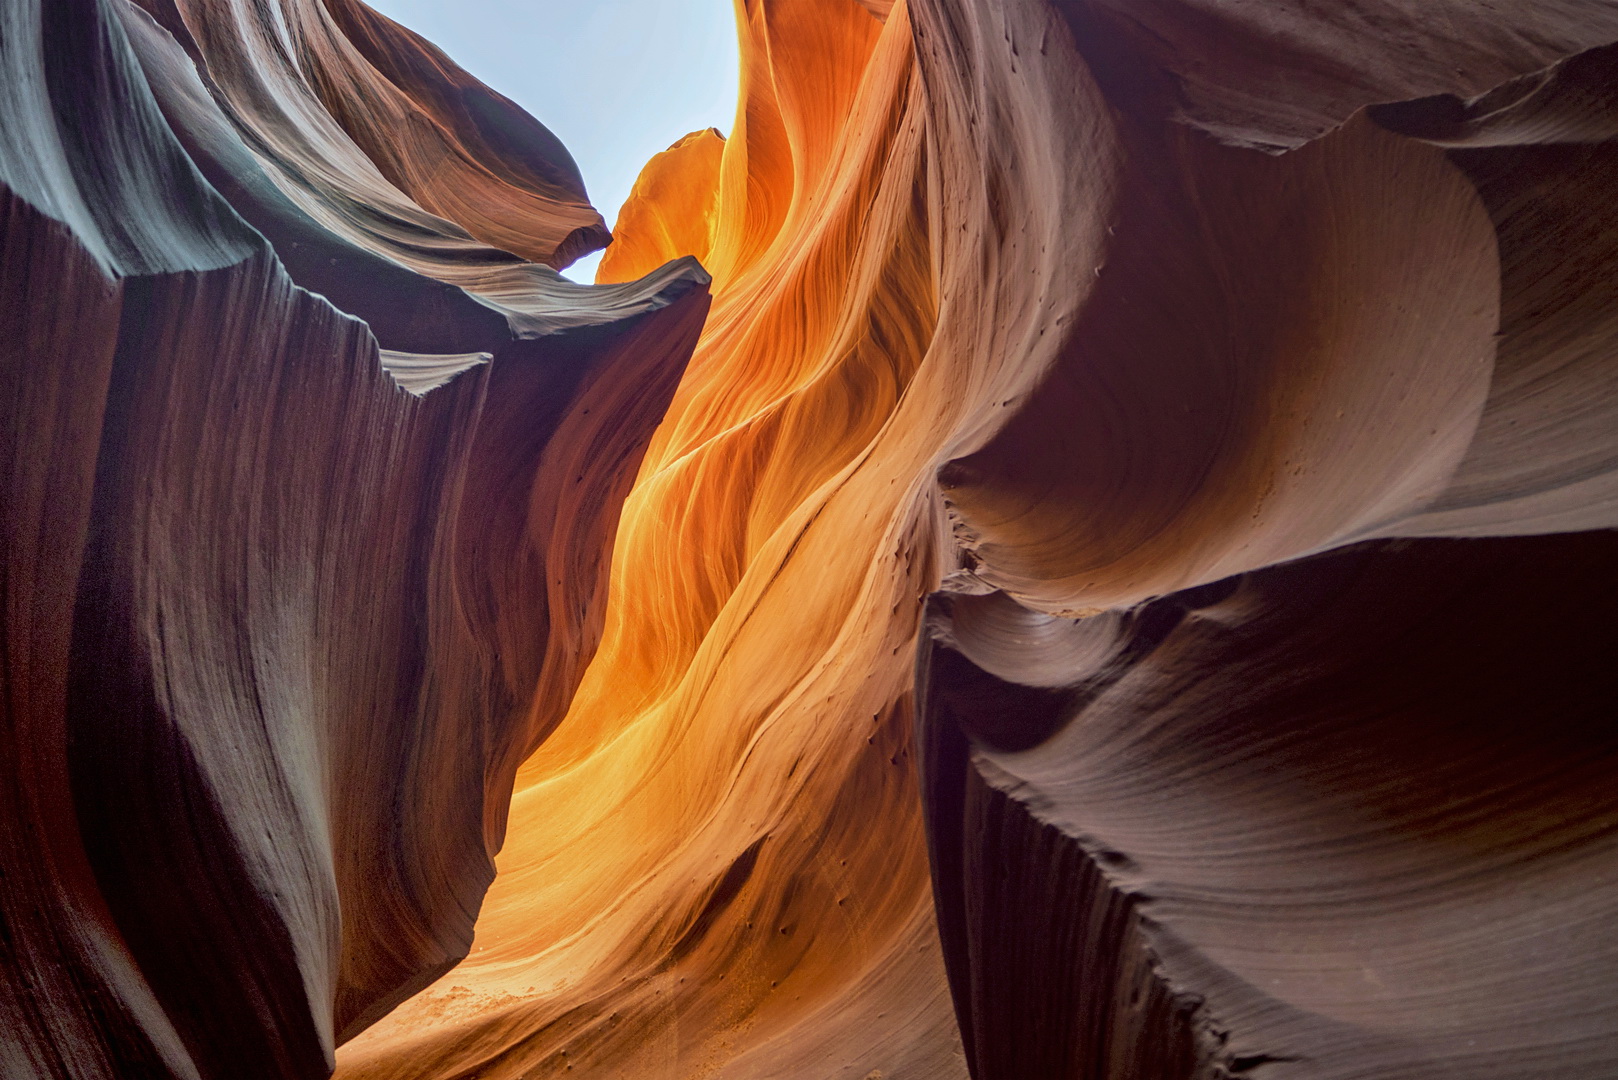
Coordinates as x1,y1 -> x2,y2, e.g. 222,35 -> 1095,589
341,1 -> 1618,1078
6,0 -> 1618,1078
1,0 -> 705,1075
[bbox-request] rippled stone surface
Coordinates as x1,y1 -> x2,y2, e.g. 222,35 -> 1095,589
0,1 -> 704,1075
6,1 -> 1618,1078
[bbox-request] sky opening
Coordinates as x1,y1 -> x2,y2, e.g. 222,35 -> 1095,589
361,0 -> 741,282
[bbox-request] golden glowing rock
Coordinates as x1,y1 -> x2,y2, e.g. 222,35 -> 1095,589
9,0 -> 1618,1077
340,3 -> 962,1076
597,128 -> 725,286
345,1 -> 1618,1076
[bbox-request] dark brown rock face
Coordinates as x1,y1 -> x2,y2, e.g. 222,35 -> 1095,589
0,0 -> 705,1075
922,535 -> 1618,1079
916,4 -> 1618,1076
7,0 -> 1618,1078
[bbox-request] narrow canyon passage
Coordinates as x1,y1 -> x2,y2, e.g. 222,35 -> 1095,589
5,1 -> 1618,1079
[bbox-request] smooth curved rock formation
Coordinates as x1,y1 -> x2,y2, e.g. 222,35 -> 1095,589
340,5 -> 961,1075
1,0 -> 705,1075
340,1 -> 1618,1078
7,0 -> 1618,1078
922,533 -> 1618,1079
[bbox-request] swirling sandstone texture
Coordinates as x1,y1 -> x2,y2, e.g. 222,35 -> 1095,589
342,1 -> 1618,1078
8,0 -> 1618,1079
0,0 -> 706,1075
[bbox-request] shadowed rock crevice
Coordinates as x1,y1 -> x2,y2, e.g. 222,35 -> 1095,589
7,0 -> 1618,1077
924,534 -> 1618,1078
918,630 -> 1220,1080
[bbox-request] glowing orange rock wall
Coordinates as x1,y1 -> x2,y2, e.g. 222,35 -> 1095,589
340,3 -> 963,1075
344,0 -> 1618,1077
8,0 -> 1618,1077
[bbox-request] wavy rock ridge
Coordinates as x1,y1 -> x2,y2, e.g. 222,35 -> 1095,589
6,0 -> 1618,1078
1,0 -> 705,1074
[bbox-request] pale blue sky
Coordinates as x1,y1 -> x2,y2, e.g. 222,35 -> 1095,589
362,0 -> 740,281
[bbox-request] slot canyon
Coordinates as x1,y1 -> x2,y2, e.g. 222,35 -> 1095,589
5,0 -> 1618,1077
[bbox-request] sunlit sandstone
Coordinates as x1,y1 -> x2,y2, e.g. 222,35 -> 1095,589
6,0 -> 1618,1078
